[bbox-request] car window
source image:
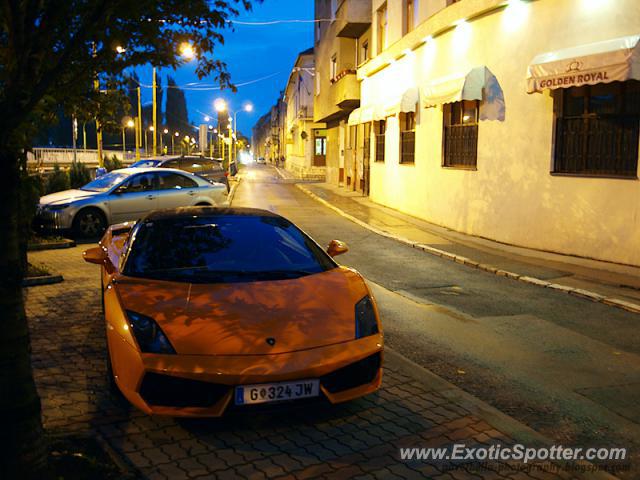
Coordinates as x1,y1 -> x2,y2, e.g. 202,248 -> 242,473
81,172 -> 130,192
123,173 -> 157,192
201,159 -> 223,171
179,158 -> 203,172
157,172 -> 198,189
130,160 -> 160,168
161,159 -> 180,169
123,215 -> 337,283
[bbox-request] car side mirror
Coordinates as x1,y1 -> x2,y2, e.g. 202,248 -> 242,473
327,240 -> 349,257
83,247 -> 115,273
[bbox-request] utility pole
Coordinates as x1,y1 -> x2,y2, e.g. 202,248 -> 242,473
137,86 -> 142,159
92,43 -> 103,167
152,67 -> 157,156
72,117 -> 78,163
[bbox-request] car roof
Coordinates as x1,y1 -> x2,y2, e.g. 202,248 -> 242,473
142,207 -> 281,222
114,167 -> 202,175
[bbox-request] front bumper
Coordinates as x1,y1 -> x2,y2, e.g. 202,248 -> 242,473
107,328 -> 383,417
33,207 -> 74,232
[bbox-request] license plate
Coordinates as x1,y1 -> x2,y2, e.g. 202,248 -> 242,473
235,379 -> 320,405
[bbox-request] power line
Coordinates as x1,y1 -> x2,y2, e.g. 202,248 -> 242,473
133,71 -> 283,91
228,18 -> 332,25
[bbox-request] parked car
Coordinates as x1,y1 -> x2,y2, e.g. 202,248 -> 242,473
256,157 -> 266,164
132,156 -> 230,192
34,168 -> 227,238
83,207 -> 383,417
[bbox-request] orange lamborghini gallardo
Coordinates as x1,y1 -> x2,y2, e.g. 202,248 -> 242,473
84,207 -> 383,417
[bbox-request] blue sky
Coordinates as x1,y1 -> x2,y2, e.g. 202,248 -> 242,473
136,0 -> 313,139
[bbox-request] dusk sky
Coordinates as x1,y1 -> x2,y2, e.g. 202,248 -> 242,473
135,0 -> 313,140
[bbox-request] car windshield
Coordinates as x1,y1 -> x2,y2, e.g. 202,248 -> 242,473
123,214 -> 336,283
130,160 -> 161,168
80,172 -> 130,192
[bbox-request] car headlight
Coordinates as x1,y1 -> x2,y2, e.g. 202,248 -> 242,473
46,203 -> 71,211
355,296 -> 379,339
126,310 -> 176,354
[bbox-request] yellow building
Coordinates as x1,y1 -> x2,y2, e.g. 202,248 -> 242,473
314,0 -> 372,187
284,48 -> 328,179
346,0 -> 640,267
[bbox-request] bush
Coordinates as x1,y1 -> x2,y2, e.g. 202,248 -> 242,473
46,163 -> 70,194
69,161 -> 91,188
103,154 -> 123,172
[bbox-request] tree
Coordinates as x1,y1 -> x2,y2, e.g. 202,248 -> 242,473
166,75 -> 192,136
0,1 -> 253,477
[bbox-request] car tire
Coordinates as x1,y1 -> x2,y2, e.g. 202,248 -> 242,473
73,208 -> 107,239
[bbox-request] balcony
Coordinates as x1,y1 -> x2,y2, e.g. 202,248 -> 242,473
334,0 -> 371,38
332,70 -> 360,110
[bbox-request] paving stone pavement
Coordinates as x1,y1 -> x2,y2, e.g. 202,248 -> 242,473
24,245 -> 605,479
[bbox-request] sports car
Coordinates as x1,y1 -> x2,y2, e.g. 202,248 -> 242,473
83,207 -> 383,417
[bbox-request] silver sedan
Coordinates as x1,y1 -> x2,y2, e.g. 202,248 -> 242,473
35,167 -> 228,238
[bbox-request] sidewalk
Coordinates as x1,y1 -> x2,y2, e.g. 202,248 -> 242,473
296,182 -> 640,314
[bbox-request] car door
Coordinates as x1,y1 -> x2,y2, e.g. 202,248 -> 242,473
108,172 -> 159,224
156,171 -> 200,210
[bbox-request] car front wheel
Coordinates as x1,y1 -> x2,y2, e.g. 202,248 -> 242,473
73,208 -> 107,239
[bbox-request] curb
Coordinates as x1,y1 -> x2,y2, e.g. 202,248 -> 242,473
226,178 -> 240,206
386,348 -> 619,480
296,184 -> 640,315
22,274 -> 64,287
28,239 -> 76,251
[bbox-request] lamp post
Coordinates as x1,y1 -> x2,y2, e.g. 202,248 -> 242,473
212,99 -> 253,173
123,119 -> 135,161
162,128 -> 168,154
172,131 -> 179,155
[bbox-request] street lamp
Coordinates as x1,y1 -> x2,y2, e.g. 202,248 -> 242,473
122,118 -> 135,159
179,42 -> 195,60
172,131 -> 179,155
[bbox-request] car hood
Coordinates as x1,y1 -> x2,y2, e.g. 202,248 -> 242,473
39,189 -> 100,206
116,267 -> 369,355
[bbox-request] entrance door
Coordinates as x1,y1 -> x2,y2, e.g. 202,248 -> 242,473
363,123 -> 371,196
314,135 -> 326,166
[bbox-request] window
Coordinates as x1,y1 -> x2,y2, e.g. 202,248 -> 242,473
405,0 -> 417,34
377,3 -> 388,54
360,41 -> 369,65
375,120 -> 386,162
443,101 -> 479,168
363,123 -> 371,162
330,55 -> 337,82
158,172 -> 198,190
400,112 -> 416,164
124,173 -> 157,192
553,81 -> 640,177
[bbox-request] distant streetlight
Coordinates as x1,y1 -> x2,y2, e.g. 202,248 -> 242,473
115,45 -> 126,54
204,115 -> 210,122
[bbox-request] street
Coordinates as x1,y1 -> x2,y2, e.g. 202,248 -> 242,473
23,163 -> 636,479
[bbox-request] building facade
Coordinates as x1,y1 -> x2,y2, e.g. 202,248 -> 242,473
345,0 -> 640,267
314,0 -> 372,189
283,48 -> 327,179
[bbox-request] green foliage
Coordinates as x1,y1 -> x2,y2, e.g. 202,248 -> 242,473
69,161 -> 92,188
103,155 -> 123,172
45,164 -> 70,194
